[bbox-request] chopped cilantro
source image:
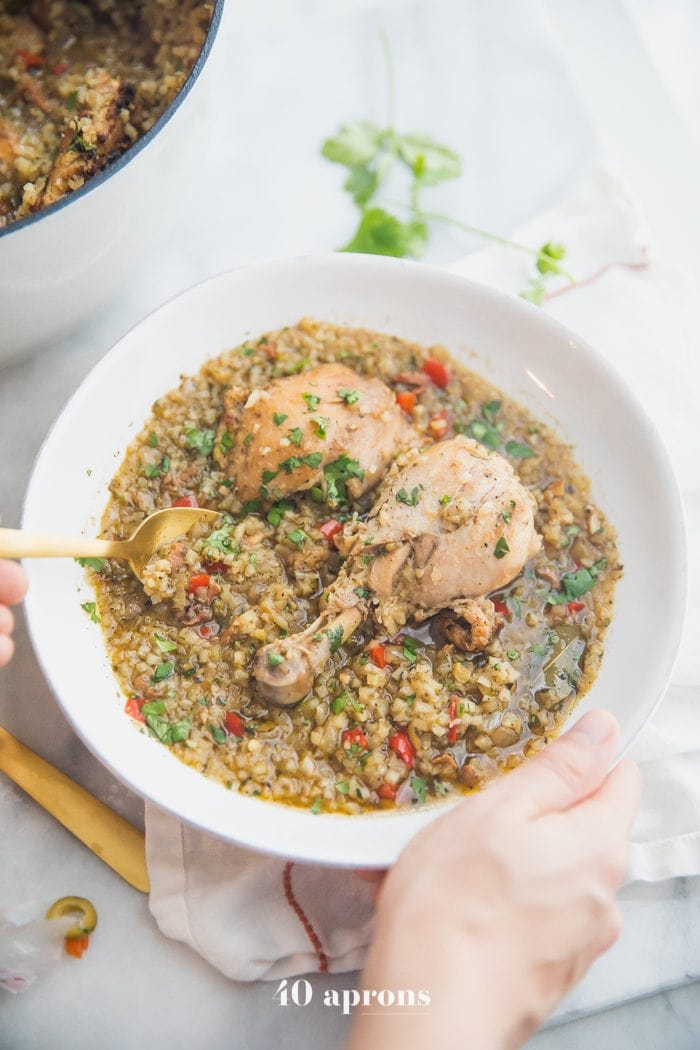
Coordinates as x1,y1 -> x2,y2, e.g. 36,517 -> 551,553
396,486 -> 420,506
288,427 -> 304,447
147,432 -> 159,447
326,625 -> 344,652
312,416 -> 330,439
354,586 -> 370,600
439,494 -> 452,506
267,652 -> 284,667
337,388 -> 360,405
241,499 -> 263,515
301,452 -> 323,469
80,601 -> 99,624
142,456 -> 170,478
262,468 -> 279,484
186,428 -> 216,456
504,439 -> 536,460
501,510 -> 512,523
548,559 -> 608,604
410,776 -> 428,803
209,723 -> 227,744
302,393 -> 320,412
481,400 -> 501,423
220,431 -> 234,452
203,519 -> 238,556
494,536 -> 510,559
310,798 -> 323,814
286,528 -> 308,547
273,412 -> 288,426
401,636 -> 421,663
75,557 -> 106,572
336,780 -> 350,794
323,454 -> 364,504
152,661 -> 175,683
266,500 -> 292,527
154,633 -> 177,654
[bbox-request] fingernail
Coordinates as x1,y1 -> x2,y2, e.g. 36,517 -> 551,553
569,709 -> 619,746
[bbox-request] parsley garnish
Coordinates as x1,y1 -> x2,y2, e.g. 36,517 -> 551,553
323,454 -> 364,504
548,559 -> 607,605
203,519 -> 238,556
273,412 -> 288,426
267,500 -> 292,526
301,452 -> 323,469
504,439 -> 536,460
326,625 -> 344,652
75,557 -> 106,572
220,431 -> 233,452
494,536 -> 510,559
410,776 -> 427,803
152,661 -> 175,683
287,528 -> 308,547
80,601 -> 99,624
396,486 -> 420,506
302,393 -> 320,412
154,633 -> 177,654
337,388 -> 360,405
147,432 -> 159,447
288,427 -> 304,447
310,798 -> 323,814
142,456 -> 170,478
267,651 -> 284,667
439,494 -> 452,506
186,428 -> 215,456
312,416 -> 330,439
501,510 -> 512,523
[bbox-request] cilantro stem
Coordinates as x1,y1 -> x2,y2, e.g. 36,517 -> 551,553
379,28 -> 396,130
388,200 -> 576,284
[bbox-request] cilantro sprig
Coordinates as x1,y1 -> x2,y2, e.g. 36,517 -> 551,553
320,33 -> 575,302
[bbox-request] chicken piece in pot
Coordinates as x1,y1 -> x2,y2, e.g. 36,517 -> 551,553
223,363 -> 413,504
254,435 -> 541,705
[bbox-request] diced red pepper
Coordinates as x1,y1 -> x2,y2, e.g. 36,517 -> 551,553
124,698 -> 145,723
422,357 -> 450,388
197,622 -> 220,640
378,782 -> 397,801
204,560 -> 227,574
428,410 -> 450,439
187,572 -> 210,593
173,493 -> 198,508
493,599 -> 509,617
319,518 -> 342,541
52,61 -> 69,74
343,727 -> 369,750
64,935 -> 89,958
369,643 -> 386,669
388,728 -> 414,766
567,601 -> 586,613
224,711 -> 245,737
16,50 -> 44,68
396,390 -> 416,413
448,700 -> 458,745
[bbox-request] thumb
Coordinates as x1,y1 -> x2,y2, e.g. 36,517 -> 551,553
503,709 -> 621,819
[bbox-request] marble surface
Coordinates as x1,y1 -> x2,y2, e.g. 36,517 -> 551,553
1,0 -> 699,1046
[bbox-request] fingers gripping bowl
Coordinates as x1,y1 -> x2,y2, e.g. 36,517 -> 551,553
23,255 -> 686,867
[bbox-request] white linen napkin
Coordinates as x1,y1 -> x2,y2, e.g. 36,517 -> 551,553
146,167 -> 700,981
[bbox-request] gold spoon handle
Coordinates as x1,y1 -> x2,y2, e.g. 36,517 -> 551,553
0,528 -> 129,561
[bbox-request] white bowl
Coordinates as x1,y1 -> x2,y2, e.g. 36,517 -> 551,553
23,254 -> 687,868
0,1 -> 224,369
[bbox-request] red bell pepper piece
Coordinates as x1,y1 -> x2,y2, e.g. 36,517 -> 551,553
16,50 -> 44,68
388,728 -> 414,766
448,700 -> 458,745
319,518 -> 342,541
52,62 -> 69,74
567,601 -> 586,613
187,572 -> 210,593
493,599 -> 509,617
224,711 -> 245,737
173,494 -> 198,508
369,643 -> 386,669
396,390 -> 416,413
124,698 -> 145,723
64,935 -> 89,958
422,357 -> 450,388
378,782 -> 397,801
342,727 -> 368,750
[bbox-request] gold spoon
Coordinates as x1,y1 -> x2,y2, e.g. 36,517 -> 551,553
0,508 -> 220,581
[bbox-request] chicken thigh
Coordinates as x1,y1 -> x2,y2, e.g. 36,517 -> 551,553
222,363 -> 412,504
254,435 -> 542,705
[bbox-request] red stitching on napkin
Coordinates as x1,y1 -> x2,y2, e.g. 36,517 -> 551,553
283,862 -> 329,973
544,248 -> 649,301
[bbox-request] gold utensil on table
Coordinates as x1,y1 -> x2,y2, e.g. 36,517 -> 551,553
0,726 -> 149,892
0,508 -> 219,581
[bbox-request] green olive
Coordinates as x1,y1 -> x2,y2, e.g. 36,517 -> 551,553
45,896 -> 98,939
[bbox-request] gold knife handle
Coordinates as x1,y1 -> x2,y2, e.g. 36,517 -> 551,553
0,726 -> 149,893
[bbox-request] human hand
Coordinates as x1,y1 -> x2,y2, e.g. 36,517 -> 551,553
348,710 -> 641,1050
0,560 -> 28,667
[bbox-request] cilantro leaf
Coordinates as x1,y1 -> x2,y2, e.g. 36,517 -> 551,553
344,164 -> 379,205
504,439 -> 536,459
341,207 -> 427,258
494,536 -> 510,559
326,624 -> 344,652
410,776 -> 428,803
323,454 -> 364,504
80,601 -> 100,624
396,487 -> 420,506
536,241 -> 567,275
267,500 -> 292,527
321,120 -> 383,167
186,428 -> 215,457
397,133 -> 461,185
75,557 -> 106,572
288,427 -> 304,447
273,412 -> 288,426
